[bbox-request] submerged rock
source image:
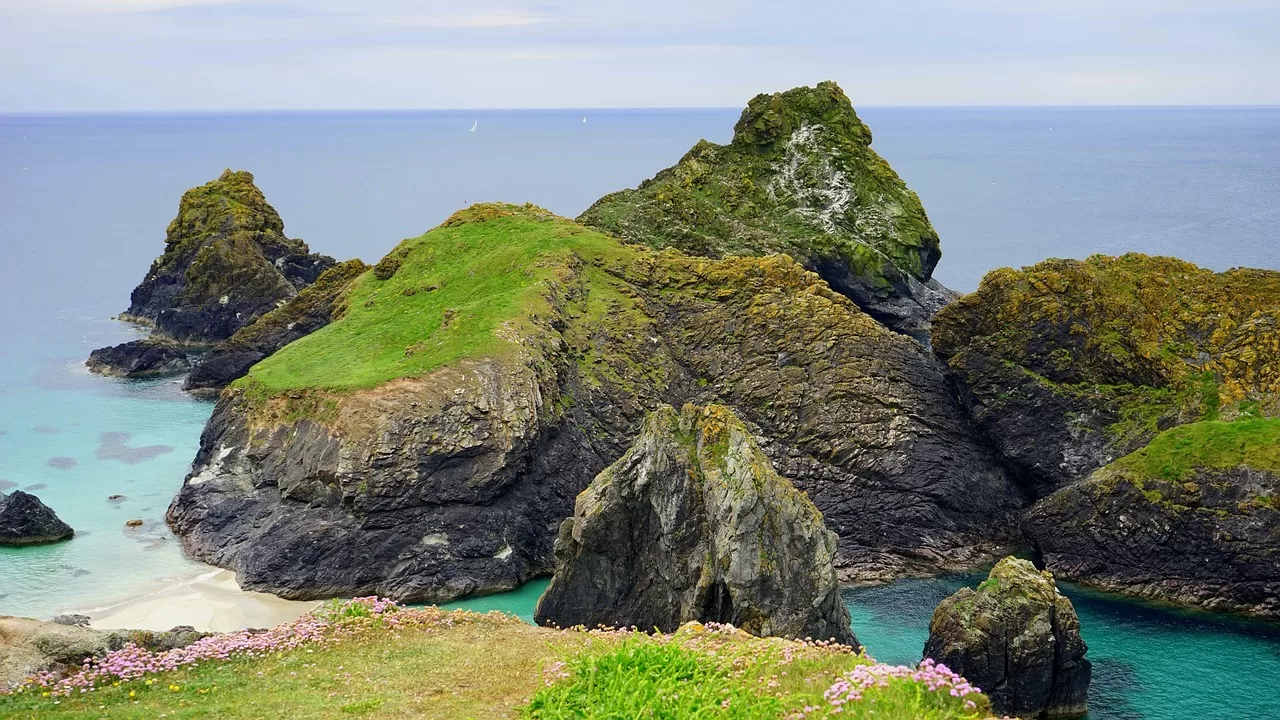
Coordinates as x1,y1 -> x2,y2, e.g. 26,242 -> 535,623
924,557 -> 1090,719
184,259 -> 369,392
86,338 -> 191,378
1022,420 -> 1280,618
534,404 -> 857,646
167,204 -> 1019,603
933,254 -> 1280,498
117,169 -> 335,343
0,491 -> 74,546
580,81 -> 953,337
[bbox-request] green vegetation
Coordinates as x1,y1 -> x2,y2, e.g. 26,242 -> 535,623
1,602 -> 990,720
238,204 -> 633,393
579,81 -> 940,296
1113,419 -> 1280,481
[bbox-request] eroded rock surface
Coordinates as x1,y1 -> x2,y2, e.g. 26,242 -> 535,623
0,491 -> 74,546
580,81 -> 952,337
167,204 -> 1021,603
85,339 -> 191,378
924,557 -> 1090,719
534,404 -> 857,646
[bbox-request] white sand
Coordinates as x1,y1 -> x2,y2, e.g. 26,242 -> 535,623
88,570 -> 320,633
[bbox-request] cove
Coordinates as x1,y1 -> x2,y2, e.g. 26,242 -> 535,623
446,575 -> 1280,720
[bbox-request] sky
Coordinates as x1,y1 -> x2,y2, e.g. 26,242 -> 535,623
2,0 -> 1279,111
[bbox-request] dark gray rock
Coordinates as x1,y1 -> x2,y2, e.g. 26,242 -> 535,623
50,614 -> 90,628
85,339 -> 191,379
534,404 -> 858,646
0,491 -> 74,546
924,557 -> 1090,719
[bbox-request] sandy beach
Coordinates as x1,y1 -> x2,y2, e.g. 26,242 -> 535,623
88,570 -> 320,633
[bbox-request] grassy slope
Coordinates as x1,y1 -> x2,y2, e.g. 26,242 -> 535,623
0,610 -> 990,720
1112,418 -> 1280,481
238,204 -> 630,393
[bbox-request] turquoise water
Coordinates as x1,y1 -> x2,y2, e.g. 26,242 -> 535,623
439,577 -> 1280,720
2,108 -> 1279,717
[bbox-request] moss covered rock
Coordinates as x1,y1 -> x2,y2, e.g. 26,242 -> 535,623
121,169 -> 335,342
183,259 -> 369,392
167,203 -> 1018,602
924,557 -> 1090,719
1022,419 -> 1280,618
533,404 -> 857,646
933,253 -> 1280,497
579,82 -> 951,337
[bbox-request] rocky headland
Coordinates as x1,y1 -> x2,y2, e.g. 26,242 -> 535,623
534,404 -> 857,646
924,557 -> 1090,719
87,170 -> 337,378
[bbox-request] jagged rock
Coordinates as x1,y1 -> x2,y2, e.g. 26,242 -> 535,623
1023,420 -> 1280,618
167,204 -> 1020,603
534,404 -> 857,646
184,259 -> 369,392
86,338 -> 191,378
0,491 -> 74,546
117,169 -> 335,343
933,254 -> 1280,498
0,616 -> 208,689
924,557 -> 1090,719
580,81 -> 954,337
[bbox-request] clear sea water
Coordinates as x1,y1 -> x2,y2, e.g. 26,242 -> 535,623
2,107 -> 1278,719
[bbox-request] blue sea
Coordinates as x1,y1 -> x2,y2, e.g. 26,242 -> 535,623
2,107 -> 1279,719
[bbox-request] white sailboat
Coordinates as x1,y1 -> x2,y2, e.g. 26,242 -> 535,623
470,120 -> 478,132
582,115 -> 587,123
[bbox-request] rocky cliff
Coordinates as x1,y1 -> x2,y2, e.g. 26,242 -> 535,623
933,253 -> 1280,498
167,203 -> 1020,602
120,169 -> 334,343
183,259 -> 369,393
533,404 -> 857,646
1023,419 -> 1280,618
579,81 -> 952,337
924,557 -> 1090,719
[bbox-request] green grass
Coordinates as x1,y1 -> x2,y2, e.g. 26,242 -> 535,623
1113,418 -> 1280,481
237,204 -> 631,393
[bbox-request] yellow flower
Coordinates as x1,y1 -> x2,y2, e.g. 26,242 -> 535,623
169,684 -> 181,692
129,690 -> 136,698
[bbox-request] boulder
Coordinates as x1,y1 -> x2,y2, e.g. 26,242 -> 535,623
933,254 -> 1280,498
167,204 -> 1020,603
579,81 -> 954,337
115,169 -> 335,343
85,338 -> 191,378
534,404 -> 857,646
1023,419 -> 1280,618
0,491 -> 74,546
184,259 -> 369,392
924,557 -> 1090,719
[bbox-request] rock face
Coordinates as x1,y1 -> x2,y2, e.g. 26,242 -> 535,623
924,557 -> 1090,719
933,254 -> 1280,499
85,338 -> 191,378
533,404 -> 857,646
0,616 -> 206,690
119,169 -> 335,343
167,204 -> 1021,603
1022,420 -> 1280,618
579,81 -> 953,337
184,259 -> 369,392
0,491 -> 74,546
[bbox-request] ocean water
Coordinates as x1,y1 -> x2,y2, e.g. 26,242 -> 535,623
1,107 -> 1278,718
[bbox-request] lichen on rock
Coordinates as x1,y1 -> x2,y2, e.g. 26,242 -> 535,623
578,81 -> 952,337
533,404 -> 857,646
924,557 -> 1090,719
166,203 -> 1019,602
120,169 -> 335,343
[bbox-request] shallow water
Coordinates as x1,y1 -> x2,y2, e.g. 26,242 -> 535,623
1,107 -> 1278,717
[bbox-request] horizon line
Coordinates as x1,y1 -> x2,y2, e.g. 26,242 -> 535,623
3,103 -> 1280,117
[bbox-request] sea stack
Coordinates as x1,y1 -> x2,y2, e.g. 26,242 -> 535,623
0,491 -> 75,546
534,404 -> 858,647
924,557 -> 1090,719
